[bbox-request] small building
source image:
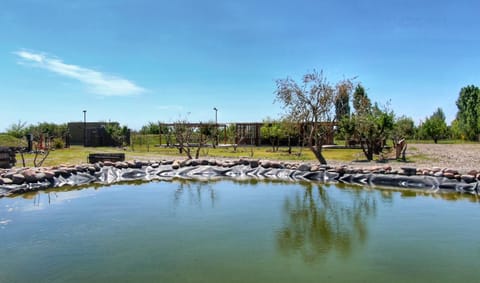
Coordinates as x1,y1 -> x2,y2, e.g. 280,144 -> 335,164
67,122 -> 127,147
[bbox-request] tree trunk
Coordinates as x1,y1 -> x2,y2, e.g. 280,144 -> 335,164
309,145 -> 327,165
287,136 -> 292,154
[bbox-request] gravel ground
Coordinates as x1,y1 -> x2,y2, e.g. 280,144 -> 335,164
404,143 -> 480,172
129,143 -> 480,174
327,143 -> 480,174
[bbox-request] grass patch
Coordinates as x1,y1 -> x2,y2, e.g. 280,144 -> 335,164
0,134 -> 25,147
14,145 -> 364,167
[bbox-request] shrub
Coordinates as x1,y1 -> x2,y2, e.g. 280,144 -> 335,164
52,138 -> 65,149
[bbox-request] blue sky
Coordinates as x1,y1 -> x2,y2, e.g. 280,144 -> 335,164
1,0 -> 479,131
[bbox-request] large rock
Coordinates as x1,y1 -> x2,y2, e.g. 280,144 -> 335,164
297,163 -> 311,171
22,170 -> 38,183
0,177 -> 13,185
44,170 -> 55,179
260,160 -> 271,168
461,174 -> 476,183
401,167 -> 417,176
12,174 -> 25,184
172,160 -> 181,169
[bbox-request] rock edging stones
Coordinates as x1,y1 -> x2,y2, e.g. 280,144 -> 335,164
0,159 -> 479,197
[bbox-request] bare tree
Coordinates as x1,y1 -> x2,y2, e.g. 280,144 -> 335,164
275,70 -> 354,164
172,121 -> 210,159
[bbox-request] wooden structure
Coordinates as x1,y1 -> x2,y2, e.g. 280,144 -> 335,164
67,122 -> 128,147
0,147 -> 16,169
88,153 -> 125,163
234,122 -> 336,146
235,123 -> 263,146
158,123 -> 228,145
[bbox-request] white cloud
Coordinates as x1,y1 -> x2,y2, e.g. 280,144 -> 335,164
14,50 -> 146,96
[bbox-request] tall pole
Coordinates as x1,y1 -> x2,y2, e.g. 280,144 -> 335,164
213,107 -> 218,146
83,110 -> 87,147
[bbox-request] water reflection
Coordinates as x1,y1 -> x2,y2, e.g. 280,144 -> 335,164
276,183 -> 377,263
173,182 -> 216,208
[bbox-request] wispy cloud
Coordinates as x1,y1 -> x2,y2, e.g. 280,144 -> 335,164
14,50 -> 146,96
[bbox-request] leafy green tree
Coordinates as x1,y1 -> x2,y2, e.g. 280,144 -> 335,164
260,118 -> 285,152
449,118 -> 463,140
420,108 -> 447,144
352,84 -> 371,113
280,118 -> 302,154
105,123 -> 129,146
6,120 -> 28,138
141,121 -> 160,134
275,70 -> 354,164
456,85 -> 480,141
393,116 -> 416,140
199,122 -> 216,148
335,83 -> 351,121
344,87 -> 394,161
354,103 -> 394,161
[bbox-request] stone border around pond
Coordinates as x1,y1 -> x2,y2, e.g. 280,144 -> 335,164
0,159 -> 479,197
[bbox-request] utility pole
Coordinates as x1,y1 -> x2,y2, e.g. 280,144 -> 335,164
83,110 -> 87,147
213,107 -> 218,146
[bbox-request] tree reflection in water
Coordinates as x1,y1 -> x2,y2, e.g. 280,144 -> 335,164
277,183 -> 377,263
173,180 -> 216,209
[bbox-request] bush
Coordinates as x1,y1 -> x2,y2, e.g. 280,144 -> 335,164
52,138 -> 65,149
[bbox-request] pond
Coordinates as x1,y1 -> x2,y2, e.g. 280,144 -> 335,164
1,180 -> 479,283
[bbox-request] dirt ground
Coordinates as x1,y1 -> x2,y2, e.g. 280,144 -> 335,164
330,143 -> 480,173
127,143 -> 480,174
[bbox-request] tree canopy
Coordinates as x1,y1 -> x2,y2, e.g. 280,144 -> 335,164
420,108 -> 447,144
274,70 -> 354,164
456,85 -> 480,141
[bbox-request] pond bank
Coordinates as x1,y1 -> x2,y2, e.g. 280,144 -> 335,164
1,158 -> 479,198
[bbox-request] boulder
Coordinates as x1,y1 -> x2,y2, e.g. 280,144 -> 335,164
443,172 -> 455,179
401,167 -> 417,176
260,160 -> 271,168
433,171 -> 444,177
172,160 -> 181,169
103,161 -> 114,167
444,168 -> 458,175
311,165 -> 322,172
43,170 -> 55,179
270,161 -> 282,169
298,163 -> 311,171
12,174 -> 25,184
467,170 -> 478,176
22,170 -> 38,183
461,174 -> 476,183
431,167 -> 442,173
35,172 -> 46,182
0,177 -> 12,185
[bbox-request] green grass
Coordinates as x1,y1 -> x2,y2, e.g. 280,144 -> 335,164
8,133 -> 479,167
0,134 -> 26,147
13,145 -> 364,167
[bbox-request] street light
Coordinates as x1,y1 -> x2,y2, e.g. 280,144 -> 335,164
213,107 -> 218,146
83,110 -> 87,147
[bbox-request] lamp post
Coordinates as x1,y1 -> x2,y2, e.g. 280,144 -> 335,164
83,110 -> 87,147
213,107 -> 218,146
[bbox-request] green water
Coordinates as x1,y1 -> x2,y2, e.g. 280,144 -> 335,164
1,181 -> 479,283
